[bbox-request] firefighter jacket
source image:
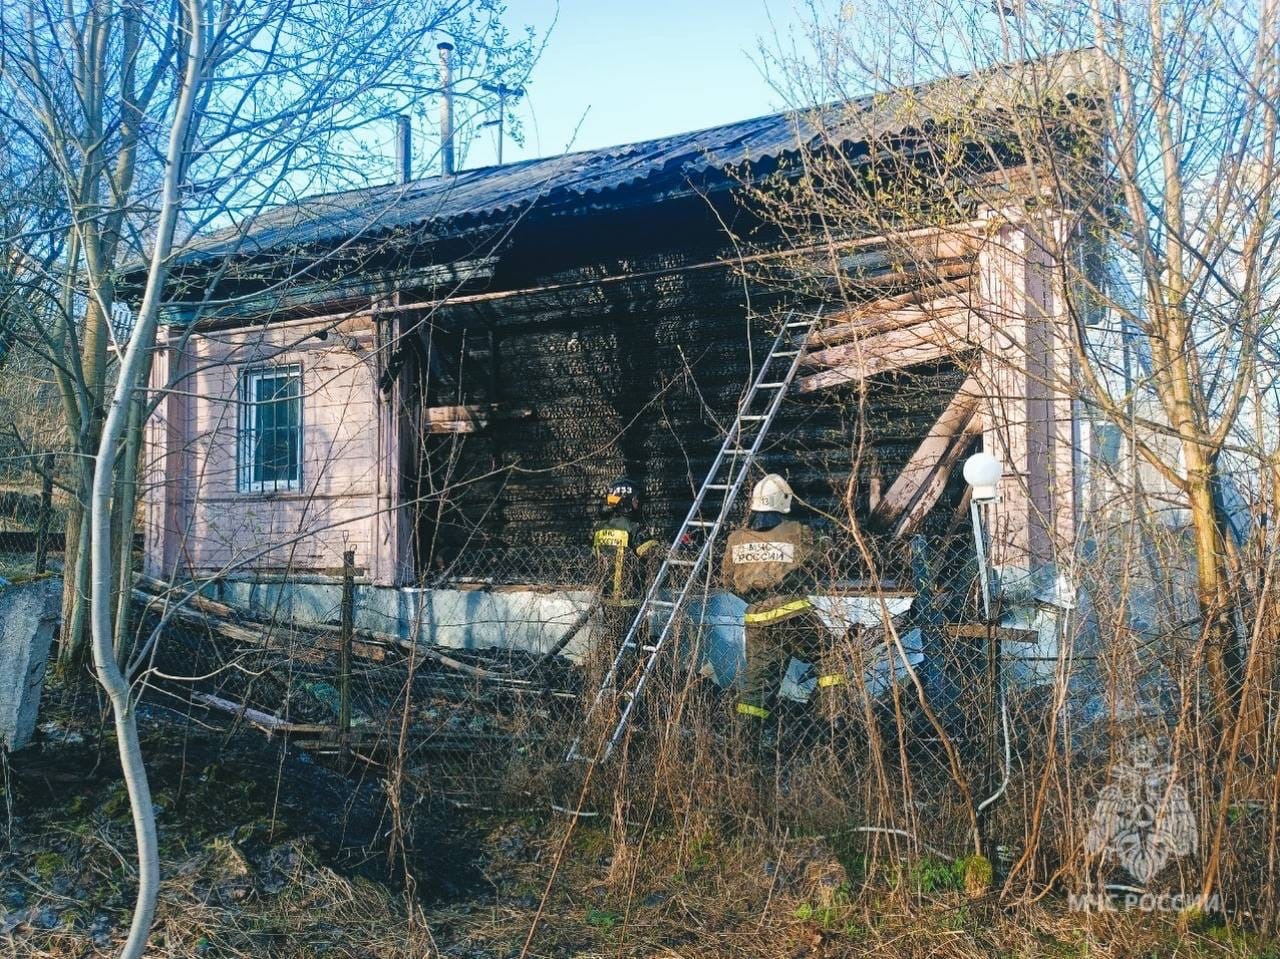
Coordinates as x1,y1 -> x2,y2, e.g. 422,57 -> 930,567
721,520 -> 823,609
591,515 -> 658,606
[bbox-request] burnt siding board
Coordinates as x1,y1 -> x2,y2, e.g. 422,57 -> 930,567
168,188 -> 775,326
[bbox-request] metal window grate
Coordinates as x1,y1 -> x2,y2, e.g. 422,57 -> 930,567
239,365 -> 303,493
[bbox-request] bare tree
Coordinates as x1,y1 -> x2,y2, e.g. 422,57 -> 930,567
0,0 -> 539,668
0,0 -> 539,952
745,0 -> 1278,901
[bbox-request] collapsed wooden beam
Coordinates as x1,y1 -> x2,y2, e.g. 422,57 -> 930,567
868,374 -> 983,539
189,691 -> 328,736
796,309 -> 981,393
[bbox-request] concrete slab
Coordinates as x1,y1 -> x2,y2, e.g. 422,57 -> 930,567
0,577 -> 61,751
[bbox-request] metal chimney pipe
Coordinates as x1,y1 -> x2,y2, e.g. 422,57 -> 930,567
394,114 -> 412,185
437,41 -> 455,176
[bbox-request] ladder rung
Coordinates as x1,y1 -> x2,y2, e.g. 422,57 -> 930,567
707,484 -> 730,490
773,350 -> 799,357
687,520 -> 715,527
757,382 -> 786,389
786,321 -> 813,328
641,644 -> 659,653
741,415 -> 767,422
650,600 -> 675,607
667,559 -> 696,566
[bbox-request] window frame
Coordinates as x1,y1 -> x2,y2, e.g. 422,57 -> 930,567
237,363 -> 304,494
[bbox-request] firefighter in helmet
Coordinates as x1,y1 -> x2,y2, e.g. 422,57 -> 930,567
722,474 -> 842,728
592,478 -> 661,632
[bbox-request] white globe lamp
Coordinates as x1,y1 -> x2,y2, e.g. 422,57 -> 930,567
963,452 -> 1003,504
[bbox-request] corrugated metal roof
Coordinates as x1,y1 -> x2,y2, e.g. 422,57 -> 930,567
183,50 -> 1097,263
184,109 -> 834,262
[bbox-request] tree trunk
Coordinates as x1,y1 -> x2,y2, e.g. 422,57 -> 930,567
86,3 -> 205,950
1184,451 -> 1233,715
113,393 -> 146,666
58,498 -> 92,673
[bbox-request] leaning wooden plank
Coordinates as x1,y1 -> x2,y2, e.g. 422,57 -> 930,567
892,420 -> 982,538
796,311 -> 980,392
135,576 -> 238,619
133,578 -> 515,680
132,587 -> 345,665
869,374 -> 983,538
290,618 -> 511,680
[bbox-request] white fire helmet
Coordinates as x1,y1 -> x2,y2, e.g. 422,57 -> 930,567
750,474 -> 794,514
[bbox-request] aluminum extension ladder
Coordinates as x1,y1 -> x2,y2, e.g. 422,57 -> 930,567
566,309 -> 820,763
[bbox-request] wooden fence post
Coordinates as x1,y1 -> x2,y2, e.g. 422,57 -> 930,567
339,548 -> 355,750
34,452 -> 54,574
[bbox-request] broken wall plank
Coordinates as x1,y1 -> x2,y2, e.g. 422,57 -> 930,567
805,299 -> 972,368
797,311 -> 981,393
423,404 -> 489,434
811,288 -> 972,349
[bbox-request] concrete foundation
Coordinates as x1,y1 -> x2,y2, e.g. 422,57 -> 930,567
209,578 -> 930,696
0,577 -> 61,751
212,580 -> 601,660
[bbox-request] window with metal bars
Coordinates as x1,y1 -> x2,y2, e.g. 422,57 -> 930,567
238,365 -> 302,492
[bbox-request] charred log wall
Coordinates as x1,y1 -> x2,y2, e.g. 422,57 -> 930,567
400,198 -> 972,573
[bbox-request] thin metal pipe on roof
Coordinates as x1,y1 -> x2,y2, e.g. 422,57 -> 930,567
438,42 -> 455,176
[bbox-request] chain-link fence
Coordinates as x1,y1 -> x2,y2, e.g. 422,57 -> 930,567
0,450 -> 66,579
429,544 -> 601,588
141,517 -> 1280,915
153,533 -> 1045,842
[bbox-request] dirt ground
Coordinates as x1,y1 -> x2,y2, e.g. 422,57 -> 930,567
2,691 -> 1278,959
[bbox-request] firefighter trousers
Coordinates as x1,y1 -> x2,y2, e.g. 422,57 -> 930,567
737,599 -> 842,717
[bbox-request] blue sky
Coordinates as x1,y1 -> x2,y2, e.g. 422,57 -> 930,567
457,0 -> 804,169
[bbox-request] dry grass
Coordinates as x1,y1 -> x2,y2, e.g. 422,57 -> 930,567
3,718 -> 1277,959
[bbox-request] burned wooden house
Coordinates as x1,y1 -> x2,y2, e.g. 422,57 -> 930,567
142,54 -> 1088,631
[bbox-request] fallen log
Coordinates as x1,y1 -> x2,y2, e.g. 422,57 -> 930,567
188,691 -> 328,736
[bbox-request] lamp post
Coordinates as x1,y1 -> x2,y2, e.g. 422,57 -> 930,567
963,452 -> 1003,620
964,451 -> 1004,872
